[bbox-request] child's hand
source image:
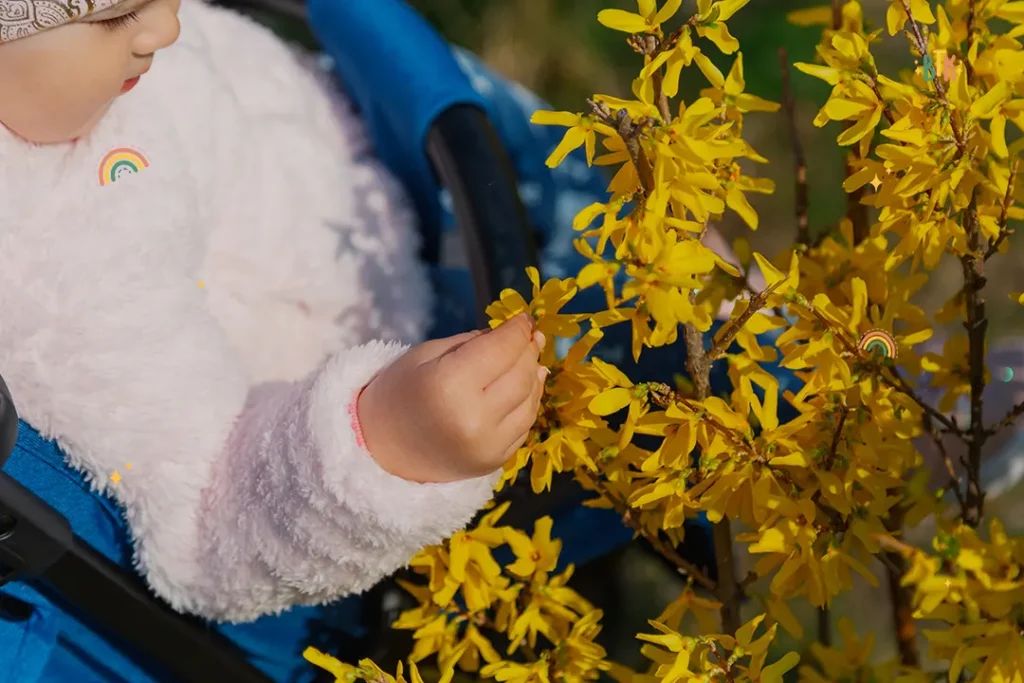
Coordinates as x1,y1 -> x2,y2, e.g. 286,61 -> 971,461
357,314 -> 547,483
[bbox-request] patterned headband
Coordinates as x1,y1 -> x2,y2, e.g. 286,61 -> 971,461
0,0 -> 126,44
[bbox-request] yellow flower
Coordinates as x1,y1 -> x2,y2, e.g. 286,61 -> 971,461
596,0 -> 682,35
505,517 -> 562,581
530,111 -> 616,167
695,0 -> 751,54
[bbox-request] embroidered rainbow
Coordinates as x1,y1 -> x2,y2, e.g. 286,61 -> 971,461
858,329 -> 897,360
98,147 -> 149,186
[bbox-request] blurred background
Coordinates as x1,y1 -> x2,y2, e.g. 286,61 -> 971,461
402,0 -> 1024,673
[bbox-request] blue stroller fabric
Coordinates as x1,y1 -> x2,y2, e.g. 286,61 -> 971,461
0,3 -> 803,682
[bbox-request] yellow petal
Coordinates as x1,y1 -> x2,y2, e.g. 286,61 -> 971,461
726,187 -> 758,229
700,21 -> 740,54
992,114 -> 1009,158
823,98 -> 874,120
545,127 -> 587,168
753,252 -> 785,288
794,62 -> 840,85
715,0 -> 750,22
971,80 -> 1012,119
725,53 -> 745,96
836,107 -> 881,146
654,0 -> 683,25
997,1 -> 1024,22
597,9 -> 650,32
760,652 -> 801,683
589,387 -> 633,416
786,6 -> 834,26
909,0 -> 936,23
530,110 -> 580,127
693,51 -> 725,89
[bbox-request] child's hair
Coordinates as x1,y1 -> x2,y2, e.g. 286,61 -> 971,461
0,0 -> 126,43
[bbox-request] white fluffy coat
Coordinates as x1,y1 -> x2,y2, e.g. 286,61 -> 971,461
0,0 -> 497,623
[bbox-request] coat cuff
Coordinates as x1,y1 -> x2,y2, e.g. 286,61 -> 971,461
310,341 -> 499,541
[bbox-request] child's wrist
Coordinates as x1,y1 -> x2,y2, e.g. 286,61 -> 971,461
347,385 -> 369,450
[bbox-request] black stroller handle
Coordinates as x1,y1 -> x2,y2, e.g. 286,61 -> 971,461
427,105 -> 539,320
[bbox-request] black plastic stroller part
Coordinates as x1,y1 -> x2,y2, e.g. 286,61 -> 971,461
0,89 -> 539,683
426,105 -> 539,324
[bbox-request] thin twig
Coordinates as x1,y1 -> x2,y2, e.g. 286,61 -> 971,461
825,405 -> 847,470
923,409 -> 968,514
708,281 -> 785,360
588,476 -> 717,591
886,367 -> 964,437
984,158 -> 1019,260
779,47 -> 810,247
986,399 -> 1024,436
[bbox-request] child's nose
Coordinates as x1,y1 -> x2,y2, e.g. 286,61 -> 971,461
133,0 -> 182,55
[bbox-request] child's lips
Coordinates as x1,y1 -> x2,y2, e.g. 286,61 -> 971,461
120,76 -> 141,94
120,66 -> 150,94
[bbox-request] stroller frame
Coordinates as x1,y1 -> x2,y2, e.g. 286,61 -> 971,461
0,93 -> 537,683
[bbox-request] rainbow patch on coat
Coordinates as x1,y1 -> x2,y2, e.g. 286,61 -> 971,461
98,147 -> 150,186
857,329 -> 897,360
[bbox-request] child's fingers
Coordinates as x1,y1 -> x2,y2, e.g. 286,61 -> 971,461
483,340 -> 543,416
495,366 -> 546,455
415,329 -> 488,363
442,313 -> 535,386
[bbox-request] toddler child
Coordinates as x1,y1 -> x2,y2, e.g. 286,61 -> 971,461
0,0 -> 545,625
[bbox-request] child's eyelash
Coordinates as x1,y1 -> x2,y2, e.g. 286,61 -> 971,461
99,11 -> 140,30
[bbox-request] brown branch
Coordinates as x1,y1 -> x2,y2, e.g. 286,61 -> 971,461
779,47 -> 810,247
831,0 -> 842,31
587,476 -> 717,591
923,409 -> 968,515
587,99 -> 655,194
648,385 -> 759,461
680,321 -> 742,632
645,34 -> 673,124
984,158 -> 1019,260
960,191 -> 988,528
884,507 -> 921,667
708,281 -> 785,361
825,405 -> 847,470
965,0 -> 977,85
712,519 -> 741,634
885,367 -> 964,437
899,0 -> 967,155
866,71 -> 898,126
817,607 -> 832,647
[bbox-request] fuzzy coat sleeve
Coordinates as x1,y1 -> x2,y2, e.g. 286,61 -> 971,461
193,344 -> 499,622
158,0 -> 500,622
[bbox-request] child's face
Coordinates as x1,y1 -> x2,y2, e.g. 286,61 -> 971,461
0,0 -> 181,144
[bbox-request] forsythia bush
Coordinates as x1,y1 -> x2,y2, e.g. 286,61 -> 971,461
308,0 -> 1024,680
